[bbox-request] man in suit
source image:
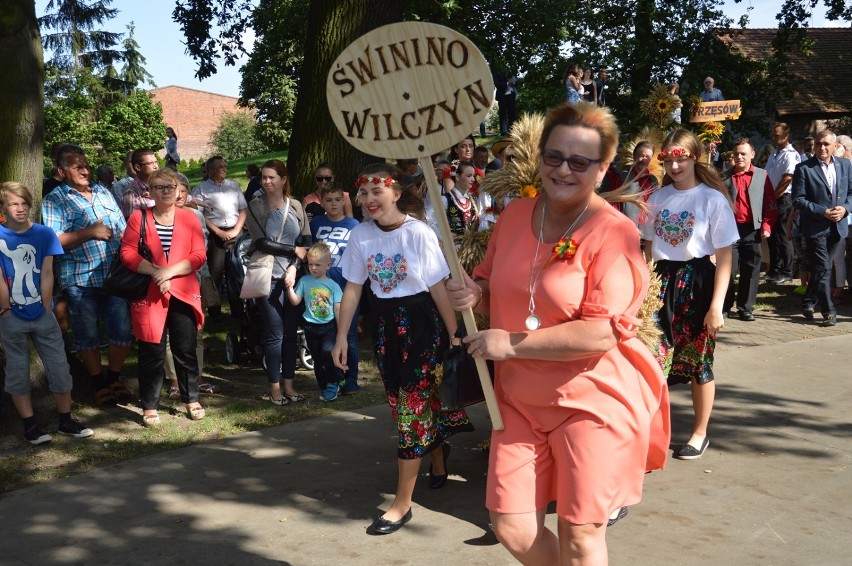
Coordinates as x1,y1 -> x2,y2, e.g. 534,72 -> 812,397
722,139 -> 778,321
791,129 -> 852,326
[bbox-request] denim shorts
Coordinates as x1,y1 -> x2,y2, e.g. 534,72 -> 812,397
0,311 -> 72,395
64,285 -> 132,351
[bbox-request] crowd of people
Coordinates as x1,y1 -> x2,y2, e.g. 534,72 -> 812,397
3,99 -> 852,562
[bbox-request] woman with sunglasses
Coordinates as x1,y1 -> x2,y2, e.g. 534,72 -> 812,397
303,163 -> 353,221
120,169 -> 207,427
446,102 -> 670,563
641,129 -> 738,461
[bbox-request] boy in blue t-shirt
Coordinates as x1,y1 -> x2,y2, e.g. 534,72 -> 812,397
310,184 -> 361,395
286,243 -> 344,401
0,182 -> 94,445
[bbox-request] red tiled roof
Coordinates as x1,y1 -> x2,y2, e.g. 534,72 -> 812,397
716,27 -> 852,115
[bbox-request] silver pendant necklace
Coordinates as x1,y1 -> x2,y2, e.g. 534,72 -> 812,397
526,199 -> 590,331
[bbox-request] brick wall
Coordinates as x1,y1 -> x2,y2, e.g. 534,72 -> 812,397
149,86 -> 252,161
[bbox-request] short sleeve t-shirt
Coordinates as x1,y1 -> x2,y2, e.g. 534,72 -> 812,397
190,179 -> 247,228
0,223 -> 64,320
310,214 -> 360,288
294,275 -> 342,324
341,218 -> 449,297
640,183 -> 739,261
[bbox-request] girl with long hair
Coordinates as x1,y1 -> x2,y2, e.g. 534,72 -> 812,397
641,129 -> 738,460
332,163 -> 473,535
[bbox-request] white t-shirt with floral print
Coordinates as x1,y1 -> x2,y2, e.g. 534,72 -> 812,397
640,183 -> 739,261
341,217 -> 449,297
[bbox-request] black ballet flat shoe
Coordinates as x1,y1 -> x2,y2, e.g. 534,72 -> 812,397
674,437 -> 709,460
428,443 -> 452,489
369,508 -> 412,535
607,506 -> 629,527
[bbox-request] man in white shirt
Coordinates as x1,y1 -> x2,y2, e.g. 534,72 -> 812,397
191,156 -> 247,320
765,123 -> 801,283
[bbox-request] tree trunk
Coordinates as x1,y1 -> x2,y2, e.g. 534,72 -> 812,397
630,0 -> 655,97
287,0 -> 403,203
0,0 -> 44,211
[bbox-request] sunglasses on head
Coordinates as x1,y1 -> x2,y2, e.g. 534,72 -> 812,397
541,150 -> 602,172
316,175 -> 333,182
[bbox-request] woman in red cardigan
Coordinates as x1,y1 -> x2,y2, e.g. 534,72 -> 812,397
121,169 -> 207,427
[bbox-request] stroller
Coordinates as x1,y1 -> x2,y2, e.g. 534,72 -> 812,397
223,233 -> 313,371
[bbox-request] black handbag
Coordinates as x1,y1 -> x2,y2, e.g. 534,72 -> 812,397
439,329 -> 491,409
104,209 -> 153,301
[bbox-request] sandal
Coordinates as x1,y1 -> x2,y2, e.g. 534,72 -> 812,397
198,383 -> 221,394
95,387 -> 117,407
284,392 -> 305,403
111,380 -> 132,401
142,413 -> 160,427
186,404 -> 206,421
168,386 -> 180,400
270,396 -> 289,406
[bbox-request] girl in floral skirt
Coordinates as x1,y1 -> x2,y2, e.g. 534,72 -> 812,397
332,163 -> 473,535
641,129 -> 738,460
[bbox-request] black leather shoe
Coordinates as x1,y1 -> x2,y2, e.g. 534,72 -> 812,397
428,443 -> 451,489
738,311 -> 755,321
821,314 -> 837,327
369,508 -> 412,535
802,307 -> 815,321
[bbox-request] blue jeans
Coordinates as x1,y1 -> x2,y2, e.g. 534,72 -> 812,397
63,285 -> 131,351
303,320 -> 344,390
257,279 -> 298,384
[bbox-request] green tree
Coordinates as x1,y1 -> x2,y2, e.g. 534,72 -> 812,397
0,0 -> 44,200
119,22 -> 154,92
39,0 -> 121,71
210,112 -> 268,161
237,0 -> 307,150
95,91 -> 166,165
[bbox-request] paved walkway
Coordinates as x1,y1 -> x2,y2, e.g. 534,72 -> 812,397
0,302 -> 850,565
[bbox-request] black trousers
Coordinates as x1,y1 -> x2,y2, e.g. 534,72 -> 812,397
724,224 -> 762,314
804,228 -> 843,316
137,298 -> 200,410
768,194 -> 794,277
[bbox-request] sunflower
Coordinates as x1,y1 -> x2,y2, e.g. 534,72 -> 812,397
639,84 -> 680,128
698,120 -> 725,144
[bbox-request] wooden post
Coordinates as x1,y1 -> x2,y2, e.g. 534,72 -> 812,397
421,157 -> 504,430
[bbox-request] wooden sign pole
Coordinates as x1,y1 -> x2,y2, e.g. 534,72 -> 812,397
327,21 -> 503,429
420,157 -> 504,430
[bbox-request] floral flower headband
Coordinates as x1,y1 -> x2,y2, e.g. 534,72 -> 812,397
354,175 -> 395,189
657,148 -> 696,162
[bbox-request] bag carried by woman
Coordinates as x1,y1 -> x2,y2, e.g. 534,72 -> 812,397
105,209 -> 152,300
240,198 -> 291,299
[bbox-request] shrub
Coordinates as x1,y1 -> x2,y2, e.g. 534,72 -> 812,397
210,112 -> 269,161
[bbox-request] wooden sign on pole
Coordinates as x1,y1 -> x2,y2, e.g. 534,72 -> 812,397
327,22 -> 503,430
689,99 -> 742,122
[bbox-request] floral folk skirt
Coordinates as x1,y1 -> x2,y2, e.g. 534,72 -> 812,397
654,256 -> 716,386
372,292 -> 474,459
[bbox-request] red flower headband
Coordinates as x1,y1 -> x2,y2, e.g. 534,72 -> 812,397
657,148 -> 696,162
354,175 -> 395,188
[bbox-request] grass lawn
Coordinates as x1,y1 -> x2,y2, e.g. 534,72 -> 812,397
0,310 -> 386,493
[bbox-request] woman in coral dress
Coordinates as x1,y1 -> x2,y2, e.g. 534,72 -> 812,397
448,102 -> 670,564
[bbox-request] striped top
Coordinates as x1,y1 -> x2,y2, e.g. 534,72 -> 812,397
155,220 -> 174,259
